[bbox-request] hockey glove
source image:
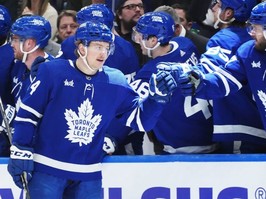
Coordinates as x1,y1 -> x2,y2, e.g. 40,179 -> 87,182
155,62 -> 192,95
103,135 -> 117,155
8,144 -> 34,189
149,73 -> 171,104
156,62 -> 204,96
179,69 -> 204,96
0,104 -> 16,135
30,56 -> 46,79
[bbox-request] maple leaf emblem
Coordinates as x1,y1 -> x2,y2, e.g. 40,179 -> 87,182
64,99 -> 102,146
258,90 -> 266,111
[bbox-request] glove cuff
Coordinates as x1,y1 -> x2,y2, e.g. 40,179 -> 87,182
10,145 -> 34,160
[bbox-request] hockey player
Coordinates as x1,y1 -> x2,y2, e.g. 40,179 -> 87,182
0,15 -> 54,158
120,11 -> 217,154
0,5 -> 13,157
7,21 -> 170,199
0,5 -> 13,104
57,3 -> 144,155
9,15 -> 54,110
156,0 -> 266,153
161,2 -> 266,134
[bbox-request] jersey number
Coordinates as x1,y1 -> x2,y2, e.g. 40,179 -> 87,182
131,79 -> 212,118
30,80 -> 41,95
206,46 -> 231,63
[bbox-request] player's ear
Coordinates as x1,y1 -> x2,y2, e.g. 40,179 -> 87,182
224,8 -> 234,21
24,38 -> 36,51
150,36 -> 159,47
78,43 -> 86,56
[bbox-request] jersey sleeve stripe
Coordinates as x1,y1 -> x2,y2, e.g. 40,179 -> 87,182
20,102 -> 43,118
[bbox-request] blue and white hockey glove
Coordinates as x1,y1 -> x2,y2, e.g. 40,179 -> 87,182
155,62 -> 192,95
103,135 -> 117,155
182,69 -> 204,96
0,104 -> 16,135
156,62 -> 204,96
149,73 -> 171,104
8,144 -> 34,189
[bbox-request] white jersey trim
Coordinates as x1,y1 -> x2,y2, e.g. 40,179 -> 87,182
214,125 -> 266,139
34,153 -> 102,173
163,144 -> 218,154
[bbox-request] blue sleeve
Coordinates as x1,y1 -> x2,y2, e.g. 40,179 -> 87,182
12,63 -> 52,146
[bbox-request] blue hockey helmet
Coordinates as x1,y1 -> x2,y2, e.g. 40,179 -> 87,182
75,21 -> 113,46
134,12 -> 175,45
0,5 -> 11,37
77,4 -> 114,30
220,0 -> 257,22
249,2 -> 266,27
11,15 -> 51,48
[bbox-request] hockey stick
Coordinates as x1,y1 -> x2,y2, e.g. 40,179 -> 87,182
0,97 -> 31,199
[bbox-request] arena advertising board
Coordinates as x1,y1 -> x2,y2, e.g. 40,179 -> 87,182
1,155 -> 266,199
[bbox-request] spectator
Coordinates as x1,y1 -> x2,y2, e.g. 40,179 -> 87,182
171,3 -> 193,31
65,0 -> 111,11
155,5 -> 209,54
114,0 -> 149,66
189,0 -> 219,38
54,9 -> 78,44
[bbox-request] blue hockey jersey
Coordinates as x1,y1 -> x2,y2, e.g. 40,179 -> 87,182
12,59 -> 165,180
195,27 -> 266,144
128,36 -> 215,152
0,42 -> 14,104
10,53 -> 54,111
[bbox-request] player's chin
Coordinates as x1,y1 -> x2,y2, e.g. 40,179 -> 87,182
93,62 -> 105,69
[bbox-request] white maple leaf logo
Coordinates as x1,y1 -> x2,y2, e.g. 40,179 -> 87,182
258,90 -> 266,111
64,99 -> 102,146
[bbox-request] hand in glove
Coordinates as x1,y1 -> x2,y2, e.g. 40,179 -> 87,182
8,144 -> 34,189
103,135 -> 117,155
149,73 -> 171,104
181,69 -> 204,96
156,62 -> 204,96
154,62 -> 191,96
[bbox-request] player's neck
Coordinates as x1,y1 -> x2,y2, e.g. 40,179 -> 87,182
76,58 -> 98,76
151,44 -> 172,59
26,50 -> 45,70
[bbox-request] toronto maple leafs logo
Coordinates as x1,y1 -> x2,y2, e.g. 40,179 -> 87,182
64,99 -> 102,146
257,90 -> 266,112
